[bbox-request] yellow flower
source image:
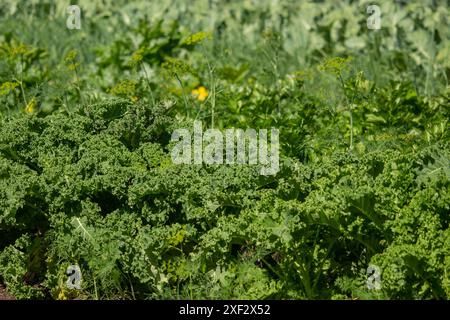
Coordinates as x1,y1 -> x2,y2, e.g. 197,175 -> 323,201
182,31 -> 213,45
0,81 -> 19,96
11,43 -> 28,56
191,86 -> 208,102
58,290 -> 67,300
64,50 -> 80,71
128,48 -> 144,67
108,80 -> 137,97
25,98 -> 37,113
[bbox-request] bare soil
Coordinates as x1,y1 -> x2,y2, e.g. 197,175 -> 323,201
0,284 -> 15,300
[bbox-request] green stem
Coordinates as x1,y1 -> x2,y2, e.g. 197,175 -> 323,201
140,61 -> 155,105
175,73 -> 189,117
201,43 -> 216,128
19,56 -> 28,107
211,78 -> 216,128
261,257 -> 282,279
92,271 -> 98,300
338,74 -> 353,150
74,64 -> 84,106
18,80 -> 28,107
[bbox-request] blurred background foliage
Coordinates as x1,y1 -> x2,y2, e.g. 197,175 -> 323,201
0,0 -> 448,113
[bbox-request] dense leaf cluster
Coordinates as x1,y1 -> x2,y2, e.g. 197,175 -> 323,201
0,97 -> 448,299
